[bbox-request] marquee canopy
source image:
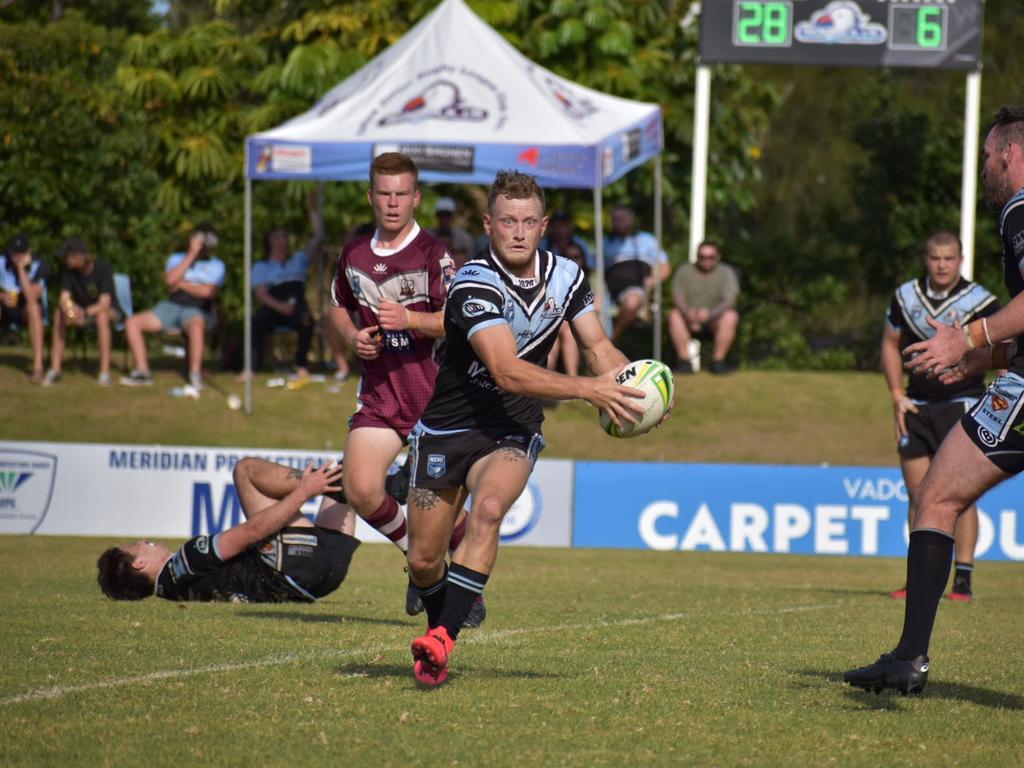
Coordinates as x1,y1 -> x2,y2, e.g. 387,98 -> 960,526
245,0 -> 663,188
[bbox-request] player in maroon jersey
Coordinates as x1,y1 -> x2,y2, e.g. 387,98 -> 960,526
328,153 -> 479,617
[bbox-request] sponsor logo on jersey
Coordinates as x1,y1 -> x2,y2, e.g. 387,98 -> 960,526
541,296 -> 562,319
583,290 -> 595,307
352,275 -> 362,297
378,80 -> 488,126
373,263 -> 388,275
462,298 -> 500,318
0,449 -> 57,535
196,536 -> 209,554
992,395 -> 1009,412
504,300 -> 515,322
427,454 -> 446,478
468,361 -> 488,379
460,268 -> 480,277
795,2 -> 886,46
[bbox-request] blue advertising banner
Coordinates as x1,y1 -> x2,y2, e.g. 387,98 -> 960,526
573,462 -> 1024,561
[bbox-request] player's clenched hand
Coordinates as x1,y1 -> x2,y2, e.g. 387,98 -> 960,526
352,325 -> 383,360
903,316 -> 969,378
378,300 -> 409,331
298,461 -> 344,499
585,367 -> 646,430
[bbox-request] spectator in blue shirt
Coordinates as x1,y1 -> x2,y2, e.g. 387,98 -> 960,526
1,233 -> 50,383
250,219 -> 317,376
603,205 -> 670,342
121,223 -> 225,390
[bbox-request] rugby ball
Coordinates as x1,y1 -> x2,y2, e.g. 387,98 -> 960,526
599,359 -> 675,438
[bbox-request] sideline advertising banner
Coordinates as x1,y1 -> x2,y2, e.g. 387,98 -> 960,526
0,441 -> 573,548
573,462 -> 1024,561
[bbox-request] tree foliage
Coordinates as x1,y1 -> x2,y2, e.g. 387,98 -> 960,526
3,1 -> 1020,371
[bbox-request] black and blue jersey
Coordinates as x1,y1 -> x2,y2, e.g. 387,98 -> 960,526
887,276 -> 998,401
1000,188 -> 1024,371
417,248 -> 595,434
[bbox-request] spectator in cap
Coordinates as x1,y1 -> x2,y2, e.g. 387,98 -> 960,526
1,233 -> 50,383
43,238 -> 121,386
429,196 -> 475,267
121,222 -> 225,391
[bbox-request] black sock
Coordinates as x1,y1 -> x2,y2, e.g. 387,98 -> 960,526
953,562 -> 974,593
438,563 -> 489,640
414,564 -> 448,628
893,529 -> 954,660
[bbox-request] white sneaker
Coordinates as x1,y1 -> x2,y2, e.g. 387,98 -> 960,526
188,371 -> 203,391
97,372 -> 112,387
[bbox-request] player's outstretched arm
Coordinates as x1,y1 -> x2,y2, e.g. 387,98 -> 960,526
570,311 -> 629,376
216,462 -> 343,560
469,323 -> 644,429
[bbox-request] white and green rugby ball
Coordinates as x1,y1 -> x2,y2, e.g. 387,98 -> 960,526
599,359 -> 675,438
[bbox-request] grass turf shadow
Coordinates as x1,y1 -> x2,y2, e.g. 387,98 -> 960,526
238,609 -> 410,627
334,660 -> 565,683
795,668 -> 1024,710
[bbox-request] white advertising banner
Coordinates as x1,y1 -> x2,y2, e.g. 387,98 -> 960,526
0,441 -> 574,548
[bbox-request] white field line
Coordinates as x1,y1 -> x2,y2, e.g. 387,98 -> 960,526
0,602 -> 840,706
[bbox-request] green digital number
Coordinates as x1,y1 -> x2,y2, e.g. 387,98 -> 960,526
736,1 -> 789,46
917,7 -> 943,49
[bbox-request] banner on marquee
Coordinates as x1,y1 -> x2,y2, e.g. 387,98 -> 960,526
0,441 -> 573,547
573,462 -> 1024,561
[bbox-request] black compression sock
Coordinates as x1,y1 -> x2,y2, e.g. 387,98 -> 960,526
438,563 -> 489,641
953,562 -> 974,593
893,529 -> 954,660
414,565 -> 448,628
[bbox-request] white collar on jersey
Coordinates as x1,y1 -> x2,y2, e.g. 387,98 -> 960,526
924,277 -> 954,300
371,221 -> 420,256
490,248 -> 540,288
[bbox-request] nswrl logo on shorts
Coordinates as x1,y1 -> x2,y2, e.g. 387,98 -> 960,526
427,454 -> 446,478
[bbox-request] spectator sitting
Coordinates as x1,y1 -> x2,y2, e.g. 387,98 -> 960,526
541,208 -> 594,271
603,205 -> 670,341
547,241 -> 592,376
249,192 -> 325,378
429,196 -> 475,265
43,238 -> 121,387
667,239 -> 740,375
121,222 -> 225,390
0,233 -> 50,384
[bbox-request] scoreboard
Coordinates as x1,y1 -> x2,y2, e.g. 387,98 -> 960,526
700,0 -> 984,70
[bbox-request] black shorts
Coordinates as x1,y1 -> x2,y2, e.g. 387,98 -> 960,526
899,400 -> 973,459
962,372 -> 1024,474
605,260 -> 651,304
407,424 -> 545,490
0,302 -> 29,327
277,525 -> 360,599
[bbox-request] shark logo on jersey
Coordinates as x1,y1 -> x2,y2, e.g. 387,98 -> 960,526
795,1 -> 886,45
463,298 -> 500,318
378,80 -> 488,126
427,454 -> 447,478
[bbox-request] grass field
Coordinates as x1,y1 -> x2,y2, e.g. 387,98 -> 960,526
3,346 -> 1022,766
0,344 -> 895,465
2,539 -> 1023,767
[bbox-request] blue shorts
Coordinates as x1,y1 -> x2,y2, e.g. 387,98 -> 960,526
152,301 -> 213,331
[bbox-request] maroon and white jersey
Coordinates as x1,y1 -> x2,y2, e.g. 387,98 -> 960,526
332,223 -> 454,435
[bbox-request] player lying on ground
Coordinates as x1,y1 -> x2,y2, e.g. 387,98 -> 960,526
97,458 -> 358,603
